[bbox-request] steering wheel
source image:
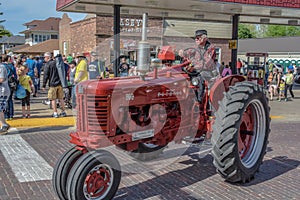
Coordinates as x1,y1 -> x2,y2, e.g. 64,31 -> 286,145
181,47 -> 203,76
182,66 -> 199,76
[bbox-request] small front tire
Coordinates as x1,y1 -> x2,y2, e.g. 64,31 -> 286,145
52,146 -> 83,200
66,150 -> 121,200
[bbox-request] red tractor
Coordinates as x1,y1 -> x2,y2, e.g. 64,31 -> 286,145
52,47 -> 270,200
53,15 -> 270,200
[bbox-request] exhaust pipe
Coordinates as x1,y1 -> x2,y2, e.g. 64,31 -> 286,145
137,13 -> 150,80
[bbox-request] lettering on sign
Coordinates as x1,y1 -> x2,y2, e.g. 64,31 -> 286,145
120,18 -> 143,27
111,18 -> 144,33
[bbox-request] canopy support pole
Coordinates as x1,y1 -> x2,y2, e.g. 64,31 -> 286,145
113,5 -> 121,77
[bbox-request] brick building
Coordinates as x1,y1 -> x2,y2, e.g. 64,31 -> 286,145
59,13 -> 232,65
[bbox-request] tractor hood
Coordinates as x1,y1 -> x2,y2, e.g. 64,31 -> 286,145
77,72 -> 190,106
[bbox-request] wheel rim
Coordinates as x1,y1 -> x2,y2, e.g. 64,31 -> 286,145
83,164 -> 114,200
238,99 -> 266,168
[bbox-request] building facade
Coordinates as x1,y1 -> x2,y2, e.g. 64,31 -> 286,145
0,35 -> 25,54
59,14 -> 232,66
20,17 -> 61,46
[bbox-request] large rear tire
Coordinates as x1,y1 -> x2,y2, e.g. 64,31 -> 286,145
66,150 -> 121,200
52,146 -> 83,200
211,81 -> 270,183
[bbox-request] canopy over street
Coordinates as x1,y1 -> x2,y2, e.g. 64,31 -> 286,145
57,0 -> 300,26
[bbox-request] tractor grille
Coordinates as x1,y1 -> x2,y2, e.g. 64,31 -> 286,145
77,94 -> 109,135
87,95 -> 109,134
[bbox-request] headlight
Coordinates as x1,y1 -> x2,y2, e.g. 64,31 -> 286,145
191,77 -> 199,86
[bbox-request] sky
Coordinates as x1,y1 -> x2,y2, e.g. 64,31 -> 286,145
1,0 -> 86,35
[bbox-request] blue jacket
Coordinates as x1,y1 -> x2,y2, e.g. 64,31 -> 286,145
4,63 -> 17,78
26,59 -> 37,79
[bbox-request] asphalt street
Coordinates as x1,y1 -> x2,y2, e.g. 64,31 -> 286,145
0,89 -> 299,200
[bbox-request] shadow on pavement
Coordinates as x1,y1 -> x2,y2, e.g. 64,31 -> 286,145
239,156 -> 300,186
115,154 -> 216,200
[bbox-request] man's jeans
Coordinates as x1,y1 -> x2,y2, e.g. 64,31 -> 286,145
5,91 -> 14,118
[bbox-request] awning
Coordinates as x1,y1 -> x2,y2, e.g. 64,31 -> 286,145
57,0 -> 300,26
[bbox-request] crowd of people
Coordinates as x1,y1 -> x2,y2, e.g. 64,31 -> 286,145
267,61 -> 299,101
0,51 -> 130,133
0,52 -> 90,134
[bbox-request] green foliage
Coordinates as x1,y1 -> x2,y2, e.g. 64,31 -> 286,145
0,29 -> 12,37
238,24 -> 256,39
264,25 -> 300,37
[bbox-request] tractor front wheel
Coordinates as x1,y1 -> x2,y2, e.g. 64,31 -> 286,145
211,81 -> 270,183
52,146 -> 83,200
66,150 -> 121,200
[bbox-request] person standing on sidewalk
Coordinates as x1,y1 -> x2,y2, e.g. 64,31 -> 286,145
2,55 -> 17,120
42,52 -> 67,118
17,65 -> 34,118
236,58 -> 243,75
72,53 -> 88,108
0,59 -> 11,134
284,69 -> 295,101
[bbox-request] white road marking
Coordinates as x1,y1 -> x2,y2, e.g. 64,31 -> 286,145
0,135 -> 53,182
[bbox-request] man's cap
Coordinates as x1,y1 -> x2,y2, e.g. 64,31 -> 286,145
91,51 -> 98,57
195,29 -> 207,37
76,52 -> 86,58
44,52 -> 52,57
69,61 -> 77,65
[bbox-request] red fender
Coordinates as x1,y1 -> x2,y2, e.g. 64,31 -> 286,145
209,75 -> 246,110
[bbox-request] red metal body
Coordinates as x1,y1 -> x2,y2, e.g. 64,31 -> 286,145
69,63 -> 221,152
158,46 -> 176,61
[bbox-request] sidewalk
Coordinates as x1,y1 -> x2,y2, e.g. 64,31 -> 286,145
6,86 -> 300,133
6,90 -> 76,133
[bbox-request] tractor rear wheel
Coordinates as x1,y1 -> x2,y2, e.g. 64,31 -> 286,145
211,81 -> 270,183
66,150 -> 121,200
52,146 -> 83,200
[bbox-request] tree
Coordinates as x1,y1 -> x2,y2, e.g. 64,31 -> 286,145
0,29 -> 12,37
264,25 -> 300,37
0,3 -> 12,37
238,23 -> 256,39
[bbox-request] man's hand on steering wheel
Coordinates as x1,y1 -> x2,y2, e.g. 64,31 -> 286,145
186,64 -> 194,72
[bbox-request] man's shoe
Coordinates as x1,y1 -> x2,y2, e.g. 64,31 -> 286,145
285,98 -> 288,102
60,111 -> 67,117
0,124 -> 10,135
52,113 -> 59,118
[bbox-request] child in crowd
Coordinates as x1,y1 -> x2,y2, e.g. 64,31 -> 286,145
17,65 -> 34,118
278,79 -> 285,102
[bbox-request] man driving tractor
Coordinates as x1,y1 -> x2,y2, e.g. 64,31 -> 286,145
180,29 -> 218,101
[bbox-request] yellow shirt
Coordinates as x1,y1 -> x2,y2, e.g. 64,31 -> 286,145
279,83 -> 285,91
75,59 -> 88,83
285,73 -> 293,85
19,75 -> 32,92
